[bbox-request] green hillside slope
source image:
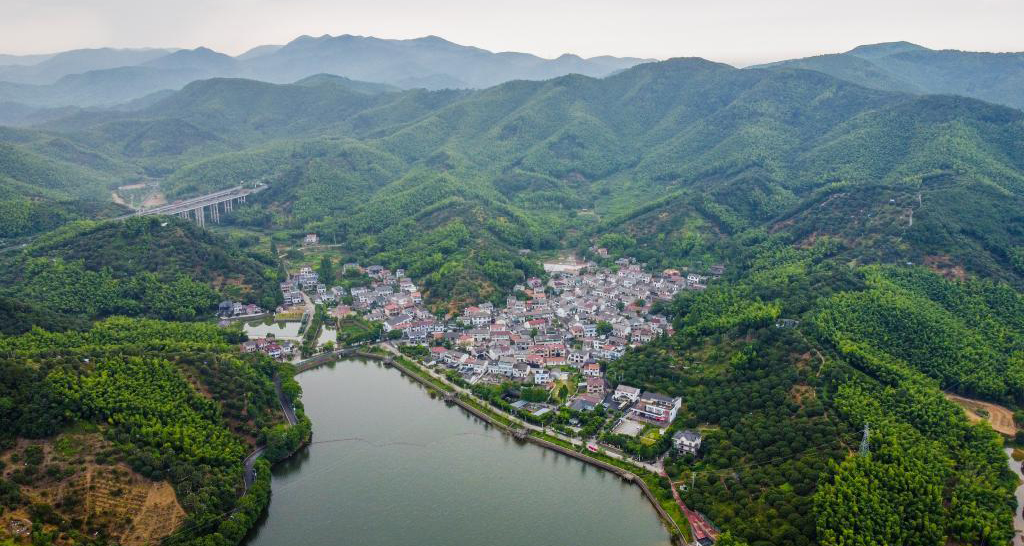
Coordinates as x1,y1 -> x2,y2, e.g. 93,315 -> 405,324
0,216 -> 282,319
760,41 -> 1024,110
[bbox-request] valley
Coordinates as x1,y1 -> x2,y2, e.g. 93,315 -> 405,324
1,29 -> 1024,546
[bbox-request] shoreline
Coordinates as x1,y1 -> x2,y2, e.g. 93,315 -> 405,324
290,348 -> 686,544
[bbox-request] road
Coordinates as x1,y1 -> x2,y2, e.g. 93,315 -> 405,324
243,374 -> 298,491
274,375 -> 299,426
116,183 -> 266,219
380,342 -> 663,474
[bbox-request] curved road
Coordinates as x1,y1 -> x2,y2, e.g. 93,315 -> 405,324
243,375 -> 297,490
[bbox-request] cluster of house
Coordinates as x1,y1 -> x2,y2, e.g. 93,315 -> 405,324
279,266 -> 321,307
424,259 -> 717,381
240,336 -> 297,359
347,265 -> 433,330
217,300 -> 264,318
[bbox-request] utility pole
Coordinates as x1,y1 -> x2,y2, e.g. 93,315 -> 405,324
859,422 -> 870,456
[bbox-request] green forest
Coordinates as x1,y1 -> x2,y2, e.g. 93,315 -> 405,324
607,239 -> 1019,546
0,51 -> 1023,546
0,318 -> 310,545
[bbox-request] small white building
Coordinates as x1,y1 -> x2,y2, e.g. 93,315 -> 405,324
673,430 -> 702,455
613,384 -> 641,404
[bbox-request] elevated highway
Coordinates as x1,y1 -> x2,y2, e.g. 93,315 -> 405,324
117,183 -> 266,225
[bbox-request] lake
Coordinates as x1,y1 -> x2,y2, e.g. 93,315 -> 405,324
244,359 -> 672,546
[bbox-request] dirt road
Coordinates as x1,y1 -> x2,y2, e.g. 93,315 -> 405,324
945,392 -> 1016,436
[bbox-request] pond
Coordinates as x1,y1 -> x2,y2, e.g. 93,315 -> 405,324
243,320 -> 303,340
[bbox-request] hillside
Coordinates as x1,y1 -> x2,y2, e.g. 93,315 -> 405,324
758,41 -> 1024,110
0,317 -> 309,545
0,216 -> 282,319
50,58 -> 1021,304
607,242 -> 1017,546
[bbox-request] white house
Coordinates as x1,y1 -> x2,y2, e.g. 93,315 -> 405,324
673,430 -> 702,455
613,384 -> 641,404
629,391 -> 682,426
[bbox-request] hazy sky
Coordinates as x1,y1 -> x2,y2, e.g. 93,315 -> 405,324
2,0 -> 1022,66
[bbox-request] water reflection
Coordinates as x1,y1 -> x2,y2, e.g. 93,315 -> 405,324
243,360 -> 671,546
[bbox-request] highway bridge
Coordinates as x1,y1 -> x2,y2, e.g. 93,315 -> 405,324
118,183 -> 267,226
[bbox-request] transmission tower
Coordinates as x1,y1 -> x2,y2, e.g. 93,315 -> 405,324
859,422 -> 870,456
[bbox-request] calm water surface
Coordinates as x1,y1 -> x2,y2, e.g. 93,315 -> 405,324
244,359 -> 671,546
243,320 -> 302,340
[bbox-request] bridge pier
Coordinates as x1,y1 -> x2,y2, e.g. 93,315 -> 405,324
116,183 -> 265,225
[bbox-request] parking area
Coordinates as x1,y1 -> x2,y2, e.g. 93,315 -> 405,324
612,418 -> 645,437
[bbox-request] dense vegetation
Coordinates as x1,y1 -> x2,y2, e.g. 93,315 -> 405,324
0,317 -> 308,545
0,216 -> 282,321
606,239 -> 1018,546
4,55 -> 1024,303
1,50 -> 1024,546
761,41 -> 1024,110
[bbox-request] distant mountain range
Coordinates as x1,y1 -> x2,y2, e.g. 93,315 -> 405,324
2,38 -> 1022,113
0,35 -> 651,108
755,41 -> 1024,110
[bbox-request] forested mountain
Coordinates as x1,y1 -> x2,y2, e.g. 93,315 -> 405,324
26,57 -> 1020,304
0,35 -> 649,108
758,41 -> 1024,110
235,34 -> 651,88
0,47 -> 175,85
0,216 -> 281,321
2,48 -> 1024,546
610,241 -> 1018,546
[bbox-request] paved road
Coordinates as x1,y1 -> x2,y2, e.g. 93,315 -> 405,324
379,342 -> 663,474
274,375 -> 298,426
242,446 -> 265,490
243,374 -> 298,491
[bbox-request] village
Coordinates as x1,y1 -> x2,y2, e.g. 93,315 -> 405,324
239,250 -> 721,457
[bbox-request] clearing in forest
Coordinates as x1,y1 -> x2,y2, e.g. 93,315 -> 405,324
944,392 -> 1016,436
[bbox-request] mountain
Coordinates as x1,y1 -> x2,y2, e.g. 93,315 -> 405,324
0,47 -> 175,84
236,44 -> 284,60
23,57 -> 1020,305
758,41 -> 1024,110
0,215 -> 282,318
0,52 -> 56,66
0,35 -> 651,108
294,73 -> 401,94
238,34 -> 652,89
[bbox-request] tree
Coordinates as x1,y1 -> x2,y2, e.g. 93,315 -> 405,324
387,329 -> 403,340
318,255 -> 335,287
597,321 -> 613,336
